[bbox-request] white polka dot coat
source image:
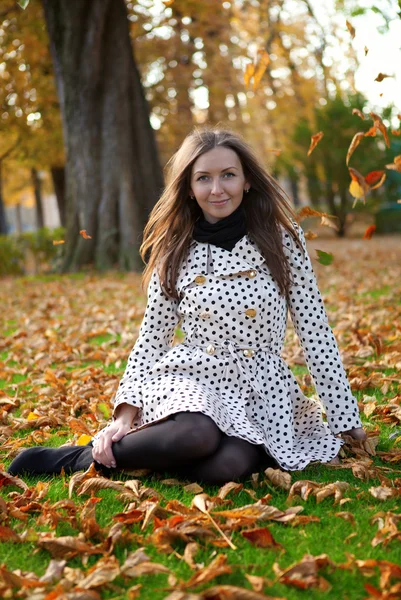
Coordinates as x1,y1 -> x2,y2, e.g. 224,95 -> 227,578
104,222 -> 363,470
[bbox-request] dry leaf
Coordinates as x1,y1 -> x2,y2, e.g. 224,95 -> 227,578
264,468 -> 291,490
241,527 -> 282,548
307,132 -> 323,156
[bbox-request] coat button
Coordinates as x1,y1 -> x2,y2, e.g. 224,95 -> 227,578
199,311 -> 210,319
243,349 -> 255,357
194,275 -> 206,284
247,270 -> 257,278
206,344 -> 215,355
245,308 -> 257,318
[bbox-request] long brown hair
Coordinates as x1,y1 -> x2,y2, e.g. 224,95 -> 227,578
140,127 -> 302,299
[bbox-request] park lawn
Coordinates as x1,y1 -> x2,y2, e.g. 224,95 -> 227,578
0,236 -> 401,599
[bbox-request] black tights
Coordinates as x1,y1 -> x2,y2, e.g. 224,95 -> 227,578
8,412 -> 275,484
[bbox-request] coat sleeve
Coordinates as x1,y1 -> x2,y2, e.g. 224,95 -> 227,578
284,222 -> 363,434
112,267 -> 180,416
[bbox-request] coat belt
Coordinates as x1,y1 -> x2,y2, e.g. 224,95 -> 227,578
182,338 -> 280,406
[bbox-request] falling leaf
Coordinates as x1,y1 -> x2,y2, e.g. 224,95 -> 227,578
253,50 -> 270,91
352,108 -> 365,120
364,46 -> 369,55
375,73 -> 392,82
385,155 -> 401,172
264,468 -> 292,491
346,20 -> 356,39
244,63 -> 255,90
346,132 -> 365,165
307,132 -> 324,156
52,240 -> 65,245
369,112 -> 390,147
266,148 -> 282,156
80,230 -> 92,239
315,249 -> 334,266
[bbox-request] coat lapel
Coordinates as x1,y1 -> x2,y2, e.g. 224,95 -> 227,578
181,235 -> 265,281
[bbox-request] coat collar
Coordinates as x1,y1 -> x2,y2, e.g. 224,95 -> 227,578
187,235 -> 265,277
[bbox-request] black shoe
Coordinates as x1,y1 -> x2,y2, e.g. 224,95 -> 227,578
7,445 -> 95,476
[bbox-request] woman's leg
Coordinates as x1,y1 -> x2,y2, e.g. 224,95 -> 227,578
111,411 -> 222,470
173,434 -> 275,485
8,411 -> 223,476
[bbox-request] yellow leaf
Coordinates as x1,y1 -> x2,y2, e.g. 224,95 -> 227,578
27,411 -> 39,421
77,434 -> 93,446
349,179 -> 365,199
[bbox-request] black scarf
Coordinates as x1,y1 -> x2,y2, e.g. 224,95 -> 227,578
192,203 -> 247,251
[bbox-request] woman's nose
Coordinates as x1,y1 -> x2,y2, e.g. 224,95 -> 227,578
211,178 -> 224,195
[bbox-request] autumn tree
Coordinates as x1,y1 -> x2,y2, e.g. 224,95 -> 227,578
40,0 -> 164,271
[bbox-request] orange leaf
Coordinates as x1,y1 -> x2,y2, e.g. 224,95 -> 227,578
385,155 -> 401,172
52,240 -> 65,245
346,20 -> 355,39
241,527 -> 282,548
346,132 -> 365,165
370,112 -> 390,148
365,170 -> 385,186
244,63 -> 255,90
253,50 -> 270,91
375,73 -> 392,82
352,108 -> 365,120
363,225 -> 376,240
80,230 -> 92,239
307,132 -> 324,156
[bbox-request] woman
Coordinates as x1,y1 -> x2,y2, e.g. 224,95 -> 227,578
9,128 -> 366,483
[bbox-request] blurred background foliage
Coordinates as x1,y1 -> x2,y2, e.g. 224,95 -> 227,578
0,0 -> 400,274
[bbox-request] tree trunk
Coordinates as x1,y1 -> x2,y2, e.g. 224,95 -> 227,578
289,175 -> 300,208
0,161 -> 8,235
31,168 -> 45,229
42,0 -> 164,271
50,166 -> 66,227
15,203 -> 23,234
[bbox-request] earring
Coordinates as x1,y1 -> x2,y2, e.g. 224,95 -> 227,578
244,188 -> 250,194
190,195 -> 195,199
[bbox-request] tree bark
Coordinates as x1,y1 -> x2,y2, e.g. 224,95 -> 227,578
50,166 -> 66,227
0,161 -> 8,235
31,168 -> 44,229
15,203 -> 23,234
42,0 -> 164,271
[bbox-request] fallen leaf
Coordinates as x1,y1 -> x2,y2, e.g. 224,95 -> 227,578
241,527 -> 282,548
264,467 -> 291,490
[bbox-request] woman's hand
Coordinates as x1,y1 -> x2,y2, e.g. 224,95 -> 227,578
341,427 -> 367,441
92,404 -> 139,468
92,421 -> 132,468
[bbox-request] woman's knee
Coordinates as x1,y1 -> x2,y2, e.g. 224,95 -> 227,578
167,412 -> 222,458
208,438 -> 262,483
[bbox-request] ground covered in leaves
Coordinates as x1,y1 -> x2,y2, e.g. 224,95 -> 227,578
0,234 -> 401,600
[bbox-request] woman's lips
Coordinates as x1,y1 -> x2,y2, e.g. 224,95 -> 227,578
211,199 -> 229,205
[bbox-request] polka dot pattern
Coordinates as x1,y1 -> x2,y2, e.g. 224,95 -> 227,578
97,221 -> 362,470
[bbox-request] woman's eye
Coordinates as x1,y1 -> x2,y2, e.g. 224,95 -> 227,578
197,175 -> 208,181
224,172 -> 235,178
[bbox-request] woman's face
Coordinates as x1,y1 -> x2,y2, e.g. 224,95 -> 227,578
190,146 -> 249,224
